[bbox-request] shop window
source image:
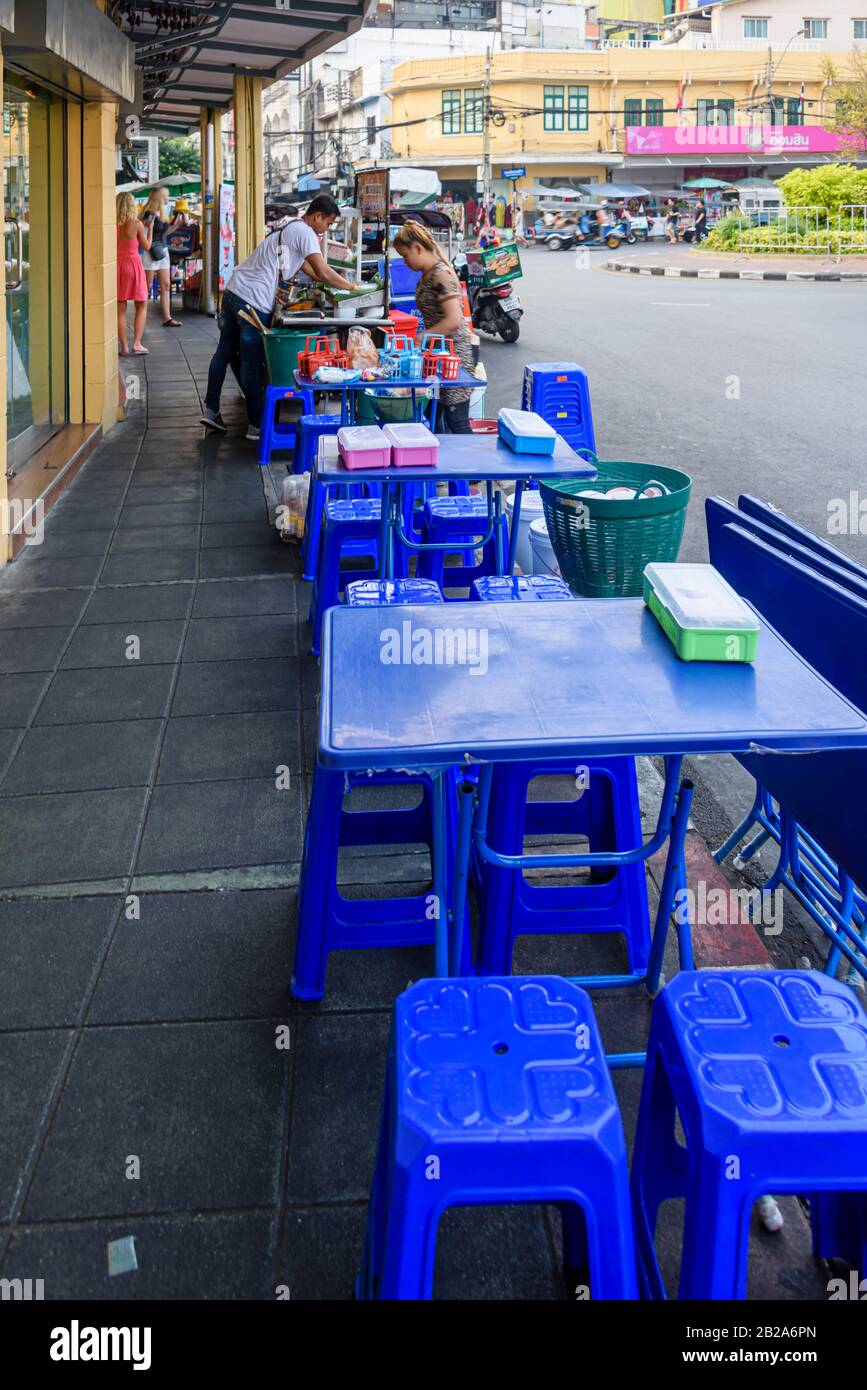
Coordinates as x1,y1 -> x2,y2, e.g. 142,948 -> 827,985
624,98 -> 643,127
644,98 -> 664,127
544,86 -> 565,131
743,17 -> 769,36
441,90 -> 462,135
464,88 -> 484,134
855,19 -> 867,38
568,86 -> 589,132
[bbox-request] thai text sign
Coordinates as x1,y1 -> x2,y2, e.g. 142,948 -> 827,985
625,125 -> 849,157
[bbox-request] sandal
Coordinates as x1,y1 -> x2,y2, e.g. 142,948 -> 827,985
131,346 -> 149,355
162,319 -> 182,328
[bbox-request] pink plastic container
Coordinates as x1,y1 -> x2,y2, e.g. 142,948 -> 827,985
382,422 -> 439,468
337,425 -> 391,471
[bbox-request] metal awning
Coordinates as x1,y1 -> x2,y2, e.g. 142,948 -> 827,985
112,1 -> 375,134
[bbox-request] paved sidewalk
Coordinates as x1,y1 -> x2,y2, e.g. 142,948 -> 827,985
0,311 -> 831,1300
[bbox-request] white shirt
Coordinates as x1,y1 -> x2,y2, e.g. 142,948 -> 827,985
226,219 -> 321,314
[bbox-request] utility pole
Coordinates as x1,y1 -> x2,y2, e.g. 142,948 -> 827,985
765,46 -> 774,125
482,46 -> 492,208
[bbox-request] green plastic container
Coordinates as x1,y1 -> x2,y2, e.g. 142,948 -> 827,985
643,562 -> 760,663
355,389 -> 434,426
262,330 -> 309,385
539,458 -> 692,598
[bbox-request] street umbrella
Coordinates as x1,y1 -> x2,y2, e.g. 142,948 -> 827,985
681,177 -> 735,190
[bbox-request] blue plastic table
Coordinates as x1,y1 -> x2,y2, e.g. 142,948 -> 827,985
315,431 -> 596,578
317,599 -> 867,1062
295,369 -> 480,426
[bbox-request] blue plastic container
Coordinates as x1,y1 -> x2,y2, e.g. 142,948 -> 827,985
497,408 -> 557,456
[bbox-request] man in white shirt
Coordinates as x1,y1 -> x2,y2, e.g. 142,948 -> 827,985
202,194 -> 356,440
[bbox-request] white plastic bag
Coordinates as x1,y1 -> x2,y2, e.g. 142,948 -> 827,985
276,473 -> 310,542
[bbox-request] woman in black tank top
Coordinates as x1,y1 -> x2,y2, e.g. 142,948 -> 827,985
142,188 -> 181,328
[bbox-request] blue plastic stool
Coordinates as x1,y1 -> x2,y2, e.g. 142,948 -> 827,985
471,574 -> 575,602
476,756 -> 650,977
295,412 -> 341,475
631,970 -> 867,1299
292,769 -> 470,1001
345,578 -> 444,607
302,474 -> 382,586
522,362 -> 596,457
310,499 -> 409,656
417,496 -> 508,594
357,975 -> 638,1300
257,385 -> 314,467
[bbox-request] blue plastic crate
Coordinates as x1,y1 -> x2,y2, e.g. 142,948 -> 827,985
522,362 -> 596,456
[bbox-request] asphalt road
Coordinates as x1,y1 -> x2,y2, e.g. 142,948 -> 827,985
481,241 -> 867,565
479,246 -> 867,970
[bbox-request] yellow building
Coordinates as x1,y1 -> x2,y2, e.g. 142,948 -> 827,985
0,0 -> 371,565
386,46 -> 853,200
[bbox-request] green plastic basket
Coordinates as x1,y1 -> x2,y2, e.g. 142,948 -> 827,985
262,330 -> 309,384
539,457 -> 692,598
355,389 -> 435,425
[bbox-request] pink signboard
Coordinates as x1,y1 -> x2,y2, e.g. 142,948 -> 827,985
625,125 -> 849,157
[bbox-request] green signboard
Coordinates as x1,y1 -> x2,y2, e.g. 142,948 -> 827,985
481,242 -> 523,287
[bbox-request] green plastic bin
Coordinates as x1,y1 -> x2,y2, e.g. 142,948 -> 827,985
262,330 -> 309,385
539,457 -> 692,598
355,389 -> 434,426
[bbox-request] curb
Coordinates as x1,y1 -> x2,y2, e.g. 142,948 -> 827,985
649,832 -> 771,971
606,258 -> 867,282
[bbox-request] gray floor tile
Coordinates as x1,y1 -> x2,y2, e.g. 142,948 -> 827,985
1,1211 -> 276,1300
198,546 -> 297,580
20,529 -> 114,559
0,554 -> 103,592
192,577 -> 297,619
90,889 -> 292,1024
280,1206 -> 365,1301
24,1022 -> 290,1220
0,897 -> 118,1029
136,778 -> 302,873
118,502 -> 202,528
61,621 -> 186,669
183,615 -> 295,663
0,626 -> 70,675
82,583 -> 195,625
0,1030 -> 71,1222
200,523 -> 271,549
0,591 -> 88,629
110,525 -> 200,554
157,712 -> 301,783
171,657 -> 299,717
1,720 -> 161,795
100,550 -> 198,585
34,665 -> 175,725
287,1011 -> 390,1204
0,786 -> 148,887
0,672 -> 49,727
0,727 -> 21,775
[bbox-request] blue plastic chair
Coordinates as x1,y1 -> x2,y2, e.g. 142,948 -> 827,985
309,498 -> 406,656
345,578 -> 444,607
706,497 -> 867,604
739,493 -> 867,583
471,575 -> 575,602
294,413 -> 341,475
631,970 -> 867,1299
416,496 -> 508,593
257,385 -> 314,467
708,521 -> 867,982
521,362 -> 596,456
358,975 -> 638,1300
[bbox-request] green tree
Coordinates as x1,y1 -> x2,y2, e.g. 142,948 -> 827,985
822,52 -> 867,159
158,136 -> 200,177
778,162 -> 867,214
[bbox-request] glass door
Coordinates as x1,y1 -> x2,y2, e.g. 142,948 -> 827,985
4,79 -> 67,477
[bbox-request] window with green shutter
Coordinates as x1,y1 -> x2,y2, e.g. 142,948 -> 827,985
464,88 -> 484,134
624,99 -> 643,127
568,86 -> 589,131
441,90 -> 462,136
544,86 -> 565,131
786,96 -> 803,124
644,98 -> 664,127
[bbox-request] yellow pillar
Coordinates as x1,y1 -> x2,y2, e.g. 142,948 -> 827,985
82,100 -> 119,434
233,75 -> 264,264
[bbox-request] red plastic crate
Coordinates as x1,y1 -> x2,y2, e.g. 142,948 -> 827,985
470,419 -> 498,434
422,350 -> 461,382
298,335 -> 345,377
388,308 -> 419,338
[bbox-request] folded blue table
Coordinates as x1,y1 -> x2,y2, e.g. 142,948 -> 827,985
315,431 -> 596,577
317,598 -> 867,1063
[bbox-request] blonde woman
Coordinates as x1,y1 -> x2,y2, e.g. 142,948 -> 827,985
116,192 -> 152,355
142,187 -> 181,327
392,220 -> 474,433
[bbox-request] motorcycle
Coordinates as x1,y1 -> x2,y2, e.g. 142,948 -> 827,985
455,256 -> 522,343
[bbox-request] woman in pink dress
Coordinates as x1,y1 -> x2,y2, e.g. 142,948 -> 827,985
116,192 -> 152,355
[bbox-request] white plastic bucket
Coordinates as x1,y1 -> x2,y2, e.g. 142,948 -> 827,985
505,489 -> 546,574
529,516 -> 561,578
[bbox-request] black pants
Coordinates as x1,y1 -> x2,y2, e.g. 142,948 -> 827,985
205,289 -> 273,428
436,397 -> 473,434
